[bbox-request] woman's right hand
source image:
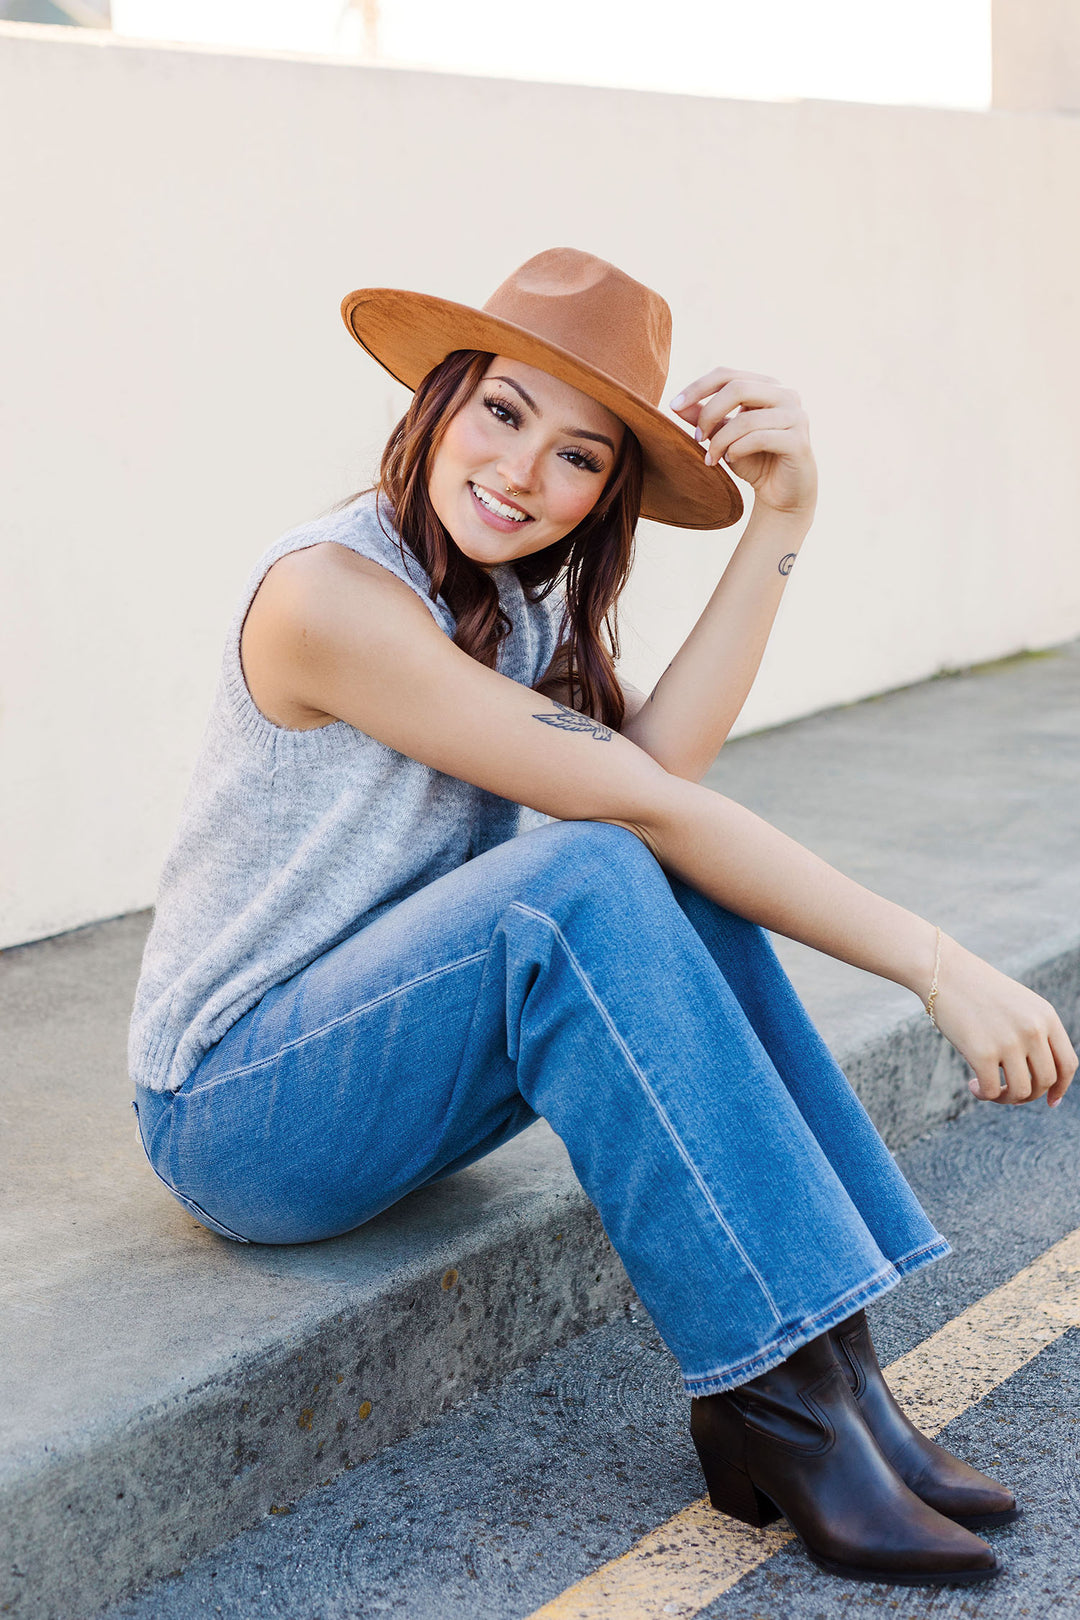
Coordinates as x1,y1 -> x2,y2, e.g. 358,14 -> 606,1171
931,933 -> 1077,1107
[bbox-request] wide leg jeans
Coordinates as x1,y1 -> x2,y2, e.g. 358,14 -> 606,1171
134,820 -> 949,1395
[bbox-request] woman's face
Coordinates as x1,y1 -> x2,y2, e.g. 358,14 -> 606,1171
427,355 -> 626,568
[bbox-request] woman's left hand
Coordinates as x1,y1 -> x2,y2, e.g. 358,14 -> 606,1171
670,367 -> 817,519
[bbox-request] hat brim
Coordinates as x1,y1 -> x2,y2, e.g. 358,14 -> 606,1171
341,287 -> 743,531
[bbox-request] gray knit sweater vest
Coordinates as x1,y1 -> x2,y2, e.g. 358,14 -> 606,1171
128,490 -> 568,1095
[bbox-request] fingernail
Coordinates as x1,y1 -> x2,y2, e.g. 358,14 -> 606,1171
968,1079 -> 981,1096
694,425 -> 703,442
670,393 -> 686,409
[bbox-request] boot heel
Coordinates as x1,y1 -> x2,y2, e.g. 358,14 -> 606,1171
698,1450 -> 781,1528
691,1390 -> 782,1528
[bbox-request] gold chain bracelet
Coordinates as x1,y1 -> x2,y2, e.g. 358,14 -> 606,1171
925,925 -> 943,1030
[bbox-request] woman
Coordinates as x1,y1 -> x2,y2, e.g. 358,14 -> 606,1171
129,247 -> 1076,1587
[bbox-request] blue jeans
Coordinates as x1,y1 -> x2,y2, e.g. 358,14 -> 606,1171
134,820 -> 949,1395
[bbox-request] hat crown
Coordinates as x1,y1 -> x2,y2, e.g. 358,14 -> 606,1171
481,248 -> 671,407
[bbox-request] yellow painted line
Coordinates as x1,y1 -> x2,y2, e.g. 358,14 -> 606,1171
884,1227 -> 1080,1433
525,1507 -> 795,1620
525,1225 -> 1080,1620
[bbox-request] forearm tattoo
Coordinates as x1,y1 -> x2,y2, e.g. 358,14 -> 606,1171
533,699 -> 613,741
778,553 -> 796,576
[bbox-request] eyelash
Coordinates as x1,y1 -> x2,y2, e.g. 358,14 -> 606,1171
482,392 -> 606,474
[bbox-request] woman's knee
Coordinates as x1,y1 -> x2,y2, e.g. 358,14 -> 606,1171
519,821 -> 681,936
542,818 -> 665,890
540,824 -> 772,961
545,816 -> 657,861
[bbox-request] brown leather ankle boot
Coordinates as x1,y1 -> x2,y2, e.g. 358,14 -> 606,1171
829,1308 -> 1019,1529
690,1330 -> 1000,1585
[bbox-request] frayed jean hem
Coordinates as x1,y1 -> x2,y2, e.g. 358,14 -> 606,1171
680,1233 -> 952,1397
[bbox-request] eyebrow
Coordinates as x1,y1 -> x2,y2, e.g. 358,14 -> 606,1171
491,375 -> 616,454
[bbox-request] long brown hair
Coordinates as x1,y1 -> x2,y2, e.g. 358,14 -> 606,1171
357,348 -> 643,731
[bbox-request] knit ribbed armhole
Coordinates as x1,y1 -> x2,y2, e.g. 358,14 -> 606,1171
221,492 -> 455,763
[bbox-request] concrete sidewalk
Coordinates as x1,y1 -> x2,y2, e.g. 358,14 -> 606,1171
3,640 -> 1079,1620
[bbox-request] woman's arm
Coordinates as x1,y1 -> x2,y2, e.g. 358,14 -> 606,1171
621,367 -> 817,779
617,674 -> 649,725
619,503 -> 812,775
247,542 -> 1077,1110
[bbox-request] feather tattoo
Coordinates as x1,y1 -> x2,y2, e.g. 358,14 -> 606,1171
533,700 -> 613,742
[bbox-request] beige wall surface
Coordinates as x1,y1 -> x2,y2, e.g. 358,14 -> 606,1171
2,24 -> 1079,948
993,0 -> 1080,112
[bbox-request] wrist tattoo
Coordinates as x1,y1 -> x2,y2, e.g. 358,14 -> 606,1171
533,699 -> 613,742
778,553 -> 796,576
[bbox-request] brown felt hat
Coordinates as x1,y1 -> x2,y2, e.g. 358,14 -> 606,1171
340,247 -> 743,530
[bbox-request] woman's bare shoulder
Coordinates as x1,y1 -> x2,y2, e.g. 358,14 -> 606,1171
240,543 -> 427,730
265,539 -> 416,593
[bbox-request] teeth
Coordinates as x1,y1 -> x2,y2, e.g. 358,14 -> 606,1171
471,483 -> 529,522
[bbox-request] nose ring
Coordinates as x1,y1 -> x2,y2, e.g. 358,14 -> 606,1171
505,484 -> 523,497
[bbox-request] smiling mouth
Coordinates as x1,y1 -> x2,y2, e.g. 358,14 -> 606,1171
469,482 -> 533,524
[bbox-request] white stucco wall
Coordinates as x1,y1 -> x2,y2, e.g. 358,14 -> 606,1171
993,0 -> 1080,112
2,23 -> 1079,948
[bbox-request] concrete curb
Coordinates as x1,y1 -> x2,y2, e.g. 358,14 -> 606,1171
2,1130 -> 628,1620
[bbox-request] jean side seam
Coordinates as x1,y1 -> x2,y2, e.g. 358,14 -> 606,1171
194,948 -> 491,1088
510,900 -> 784,1329
682,1258 -> 903,1392
681,1233 -> 950,1393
